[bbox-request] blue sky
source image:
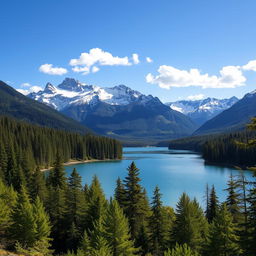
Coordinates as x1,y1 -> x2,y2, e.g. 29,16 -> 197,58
1,0 -> 256,102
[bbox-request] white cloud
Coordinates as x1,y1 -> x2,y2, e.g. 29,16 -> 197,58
242,60 -> 256,71
69,48 -> 138,74
187,94 -> 205,101
146,57 -> 153,63
132,53 -> 140,64
70,48 -> 131,67
17,85 -> 43,95
39,64 -> 68,75
92,66 -> 100,73
146,65 -> 246,89
72,66 -> 90,75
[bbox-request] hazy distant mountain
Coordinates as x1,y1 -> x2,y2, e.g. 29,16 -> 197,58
0,81 -> 89,134
166,97 -> 238,125
28,78 -> 197,143
194,89 -> 256,135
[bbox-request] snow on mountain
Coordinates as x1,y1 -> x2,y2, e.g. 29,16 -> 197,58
29,78 -> 151,110
166,97 -> 239,125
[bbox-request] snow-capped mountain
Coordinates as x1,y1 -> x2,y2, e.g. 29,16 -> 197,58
30,78 -> 152,110
28,78 -> 197,144
166,97 -> 239,125
194,89 -> 256,135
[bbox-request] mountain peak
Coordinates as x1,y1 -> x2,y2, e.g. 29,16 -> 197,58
58,77 -> 85,92
44,82 -> 57,94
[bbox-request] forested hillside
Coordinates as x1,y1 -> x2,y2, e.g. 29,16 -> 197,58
0,116 -> 122,180
0,81 -> 90,134
169,119 -> 256,167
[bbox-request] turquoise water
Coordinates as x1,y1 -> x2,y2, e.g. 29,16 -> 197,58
64,147 -> 253,207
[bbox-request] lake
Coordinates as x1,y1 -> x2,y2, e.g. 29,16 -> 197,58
64,147 -> 253,207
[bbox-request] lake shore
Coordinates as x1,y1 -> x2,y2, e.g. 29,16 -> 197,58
40,158 -> 121,172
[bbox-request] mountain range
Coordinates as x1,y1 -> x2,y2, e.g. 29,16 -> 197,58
28,78 -> 197,144
194,89 -> 256,135
0,80 -> 89,134
166,97 -> 238,125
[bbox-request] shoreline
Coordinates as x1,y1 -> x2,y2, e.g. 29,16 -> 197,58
40,158 -> 121,172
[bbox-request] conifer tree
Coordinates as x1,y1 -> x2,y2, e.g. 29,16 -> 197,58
104,200 -> 137,256
225,173 -> 242,223
204,203 -> 241,256
123,162 -> 148,240
207,185 -> 219,222
32,196 -> 52,254
0,179 -> 17,241
49,154 -> 67,189
8,185 -> 37,247
171,193 -> 208,252
86,175 -> 107,232
65,168 -> 87,250
31,166 -> 47,202
149,186 -> 169,255
47,185 -> 66,252
114,177 -> 126,209
164,243 -> 199,256
90,217 -> 112,256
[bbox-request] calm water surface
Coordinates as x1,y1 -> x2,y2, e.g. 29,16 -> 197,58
65,147 -> 253,207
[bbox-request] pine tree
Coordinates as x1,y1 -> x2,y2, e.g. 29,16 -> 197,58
114,177 -> 126,209
123,162 -> 148,240
65,168 -> 87,250
30,166 -> 47,202
149,186 -> 169,255
225,173 -> 242,223
204,203 -> 241,256
171,193 -> 208,252
207,185 -> 219,222
90,217 -> 112,256
32,196 -> 52,254
47,185 -> 66,253
86,175 -> 107,232
104,199 -> 137,256
8,186 -> 37,247
0,179 -> 17,241
164,243 -> 199,256
49,153 -> 67,189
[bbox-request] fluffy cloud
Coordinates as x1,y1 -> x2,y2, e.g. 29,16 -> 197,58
70,48 -> 140,75
70,48 -> 131,67
72,66 -> 90,75
146,65 -> 246,89
242,60 -> 256,71
187,94 -> 205,101
146,57 -> 153,63
17,85 -> 43,95
39,64 -> 68,75
92,66 -> 100,73
132,53 -> 140,64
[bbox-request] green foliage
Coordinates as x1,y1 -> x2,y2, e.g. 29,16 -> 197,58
86,175 -> 107,232
164,243 -> 199,256
0,116 -> 122,175
207,185 -> 219,223
205,203 -> 241,256
171,193 -> 208,252
123,162 -> 149,240
104,200 -> 137,256
65,168 -> 87,249
0,179 -> 17,242
149,186 -> 169,255
8,186 -> 37,247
